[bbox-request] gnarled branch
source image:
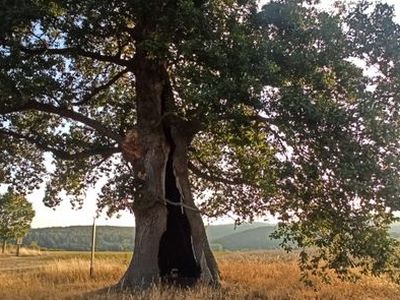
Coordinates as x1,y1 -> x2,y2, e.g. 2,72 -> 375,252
0,101 -> 123,144
0,129 -> 120,160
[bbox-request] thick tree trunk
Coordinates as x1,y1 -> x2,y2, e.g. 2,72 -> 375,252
120,204 -> 167,288
2,240 -> 5,254
117,46 -> 219,289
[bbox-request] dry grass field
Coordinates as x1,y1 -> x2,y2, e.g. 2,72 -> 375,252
0,249 -> 399,300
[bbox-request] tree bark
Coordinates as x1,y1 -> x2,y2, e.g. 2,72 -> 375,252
119,204 -> 167,288
117,44 -> 219,289
2,240 -> 5,254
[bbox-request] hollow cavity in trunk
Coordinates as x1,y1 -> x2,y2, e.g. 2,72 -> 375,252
158,127 -> 201,285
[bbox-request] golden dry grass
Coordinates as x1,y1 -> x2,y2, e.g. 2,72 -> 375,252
2,245 -> 44,256
0,250 -> 399,300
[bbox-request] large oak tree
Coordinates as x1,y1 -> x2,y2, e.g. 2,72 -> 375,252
1,0 -> 400,288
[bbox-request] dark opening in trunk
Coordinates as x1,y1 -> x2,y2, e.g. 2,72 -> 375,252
158,127 -> 201,285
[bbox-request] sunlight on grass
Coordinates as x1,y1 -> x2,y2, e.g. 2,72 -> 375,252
0,250 -> 399,299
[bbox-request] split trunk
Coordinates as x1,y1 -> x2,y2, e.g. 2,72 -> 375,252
118,51 -> 219,289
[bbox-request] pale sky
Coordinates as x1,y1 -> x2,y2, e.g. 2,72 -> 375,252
1,0 -> 399,228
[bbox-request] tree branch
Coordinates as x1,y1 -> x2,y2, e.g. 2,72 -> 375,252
73,68 -> 129,105
0,129 -> 120,160
0,101 -> 123,144
188,161 -> 250,186
20,46 -> 132,67
250,113 -> 291,160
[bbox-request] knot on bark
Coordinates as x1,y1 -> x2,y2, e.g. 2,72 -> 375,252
122,128 -> 145,163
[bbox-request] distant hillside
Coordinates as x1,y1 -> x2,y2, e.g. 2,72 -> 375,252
24,223 -> 278,251
212,226 -> 280,251
23,222 -> 400,251
206,222 -> 267,240
24,226 -> 134,251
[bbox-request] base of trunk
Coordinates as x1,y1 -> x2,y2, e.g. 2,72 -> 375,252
117,202 -> 219,290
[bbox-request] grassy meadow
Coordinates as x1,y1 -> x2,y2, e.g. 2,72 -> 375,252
1,249 -> 399,300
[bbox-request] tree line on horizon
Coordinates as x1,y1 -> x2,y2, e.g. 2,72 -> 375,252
21,224 -> 400,252
23,224 -> 281,251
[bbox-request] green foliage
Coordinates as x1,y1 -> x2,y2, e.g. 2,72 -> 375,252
0,0 -> 400,282
0,189 -> 35,243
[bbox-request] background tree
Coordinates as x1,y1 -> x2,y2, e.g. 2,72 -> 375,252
0,0 -> 400,288
0,188 -> 35,253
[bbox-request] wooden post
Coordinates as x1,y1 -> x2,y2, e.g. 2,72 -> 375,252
16,238 -> 22,257
90,217 -> 96,277
2,240 -> 6,254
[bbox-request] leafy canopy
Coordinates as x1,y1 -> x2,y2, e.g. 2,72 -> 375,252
1,0 -> 400,281
0,188 -> 35,241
